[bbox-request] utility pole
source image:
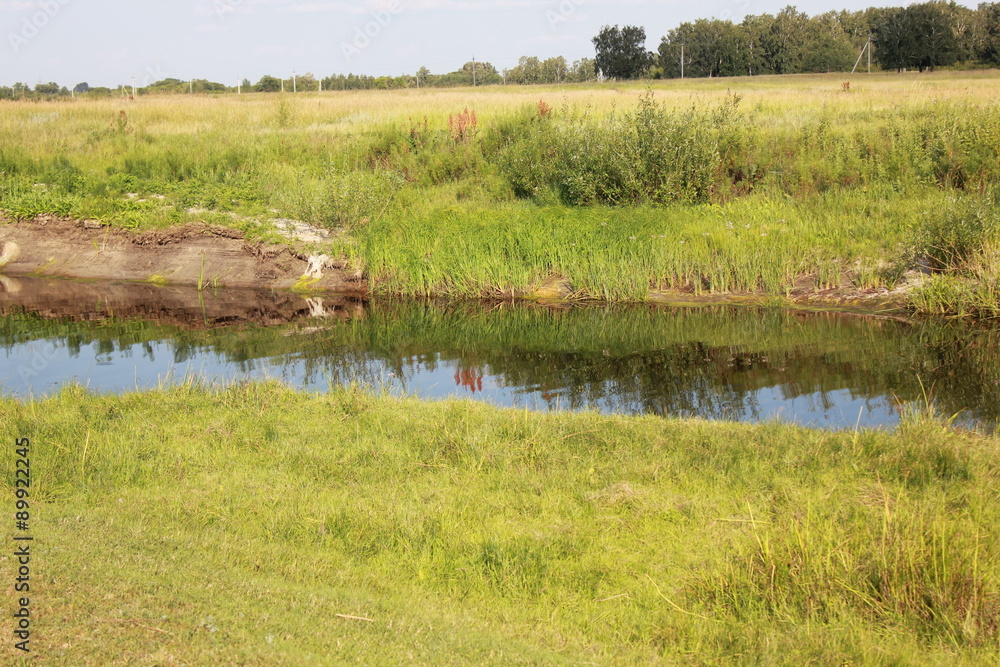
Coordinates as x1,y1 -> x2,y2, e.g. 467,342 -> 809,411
681,44 -> 684,79
292,69 -> 297,93
868,34 -> 872,73
189,79 -> 193,94
131,76 -> 136,98
472,55 -> 476,86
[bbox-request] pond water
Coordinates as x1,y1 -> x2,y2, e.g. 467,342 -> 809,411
2,277 -> 998,431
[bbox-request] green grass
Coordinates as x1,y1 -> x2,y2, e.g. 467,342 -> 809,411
1,382 -> 998,663
3,72 -> 1000,312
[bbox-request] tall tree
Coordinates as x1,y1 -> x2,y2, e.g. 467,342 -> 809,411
593,25 -> 652,79
974,2 -> 1000,64
660,20 -> 749,78
873,3 -> 959,71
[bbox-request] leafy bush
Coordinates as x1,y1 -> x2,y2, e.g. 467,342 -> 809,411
490,93 -> 723,205
284,166 -> 404,230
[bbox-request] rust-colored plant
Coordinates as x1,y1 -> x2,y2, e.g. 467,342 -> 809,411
448,107 -> 477,142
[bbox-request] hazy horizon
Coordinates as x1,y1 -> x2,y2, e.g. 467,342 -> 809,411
2,0 -> 980,88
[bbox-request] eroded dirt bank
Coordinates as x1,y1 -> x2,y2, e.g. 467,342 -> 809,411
0,217 -> 914,315
0,217 -> 364,293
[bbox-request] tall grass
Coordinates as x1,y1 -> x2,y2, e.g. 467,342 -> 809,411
1,382 -> 997,662
3,73 -> 1000,310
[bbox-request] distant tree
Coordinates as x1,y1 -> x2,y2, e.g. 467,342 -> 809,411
194,80 -> 227,93
241,78 -> 252,90
975,2 -> 1000,64
0,87 -> 13,100
660,19 -> 748,78
256,75 -> 282,92
800,12 -> 857,72
741,13 -> 775,75
569,57 -> 597,82
541,56 -> 568,82
296,72 -> 318,91
506,56 -> 542,84
763,6 -> 812,74
459,60 -> 500,85
34,82 -> 60,95
873,2 -> 958,71
73,82 -> 90,93
593,24 -> 652,79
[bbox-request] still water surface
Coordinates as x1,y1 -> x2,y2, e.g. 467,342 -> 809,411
2,277 -> 998,430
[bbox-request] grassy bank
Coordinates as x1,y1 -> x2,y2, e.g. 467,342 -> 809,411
1,383 -> 998,663
3,72 -> 1000,313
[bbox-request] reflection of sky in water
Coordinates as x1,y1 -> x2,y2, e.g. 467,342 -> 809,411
0,338 -> 935,430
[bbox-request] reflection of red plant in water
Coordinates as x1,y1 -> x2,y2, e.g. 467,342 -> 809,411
454,365 -> 484,393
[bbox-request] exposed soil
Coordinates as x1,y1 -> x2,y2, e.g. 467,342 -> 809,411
0,217 -> 365,293
0,217 -> 916,317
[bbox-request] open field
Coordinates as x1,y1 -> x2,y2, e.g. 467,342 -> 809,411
2,71 -> 1000,313
1,382 -> 998,664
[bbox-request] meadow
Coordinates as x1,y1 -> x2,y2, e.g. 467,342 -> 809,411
2,71 -> 1000,313
3,74 -> 1000,663
1,382 -> 998,664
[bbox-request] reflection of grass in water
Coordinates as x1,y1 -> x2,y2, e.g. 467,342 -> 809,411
1,382 -> 997,663
2,301 -> 1000,423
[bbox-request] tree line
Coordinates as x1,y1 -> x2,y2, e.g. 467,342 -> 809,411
598,2 -> 1000,80
0,56 -> 598,99
4,2 -> 1000,99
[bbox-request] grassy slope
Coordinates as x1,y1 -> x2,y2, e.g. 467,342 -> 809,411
1,383 -> 998,664
3,72 -> 1000,312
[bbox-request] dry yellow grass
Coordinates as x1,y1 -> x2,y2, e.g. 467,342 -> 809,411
5,70 -> 1000,140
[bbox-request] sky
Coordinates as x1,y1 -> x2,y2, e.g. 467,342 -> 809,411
0,0 -> 981,88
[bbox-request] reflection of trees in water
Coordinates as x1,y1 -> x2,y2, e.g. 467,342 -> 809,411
3,302 -> 1000,426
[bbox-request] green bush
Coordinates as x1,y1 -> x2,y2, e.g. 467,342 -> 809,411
284,166 -> 404,229
490,93 -> 723,205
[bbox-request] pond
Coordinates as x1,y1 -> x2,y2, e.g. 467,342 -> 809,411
2,277 -> 998,431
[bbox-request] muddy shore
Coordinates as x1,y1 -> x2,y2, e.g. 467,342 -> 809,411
0,217 -> 912,316
0,217 -> 363,293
